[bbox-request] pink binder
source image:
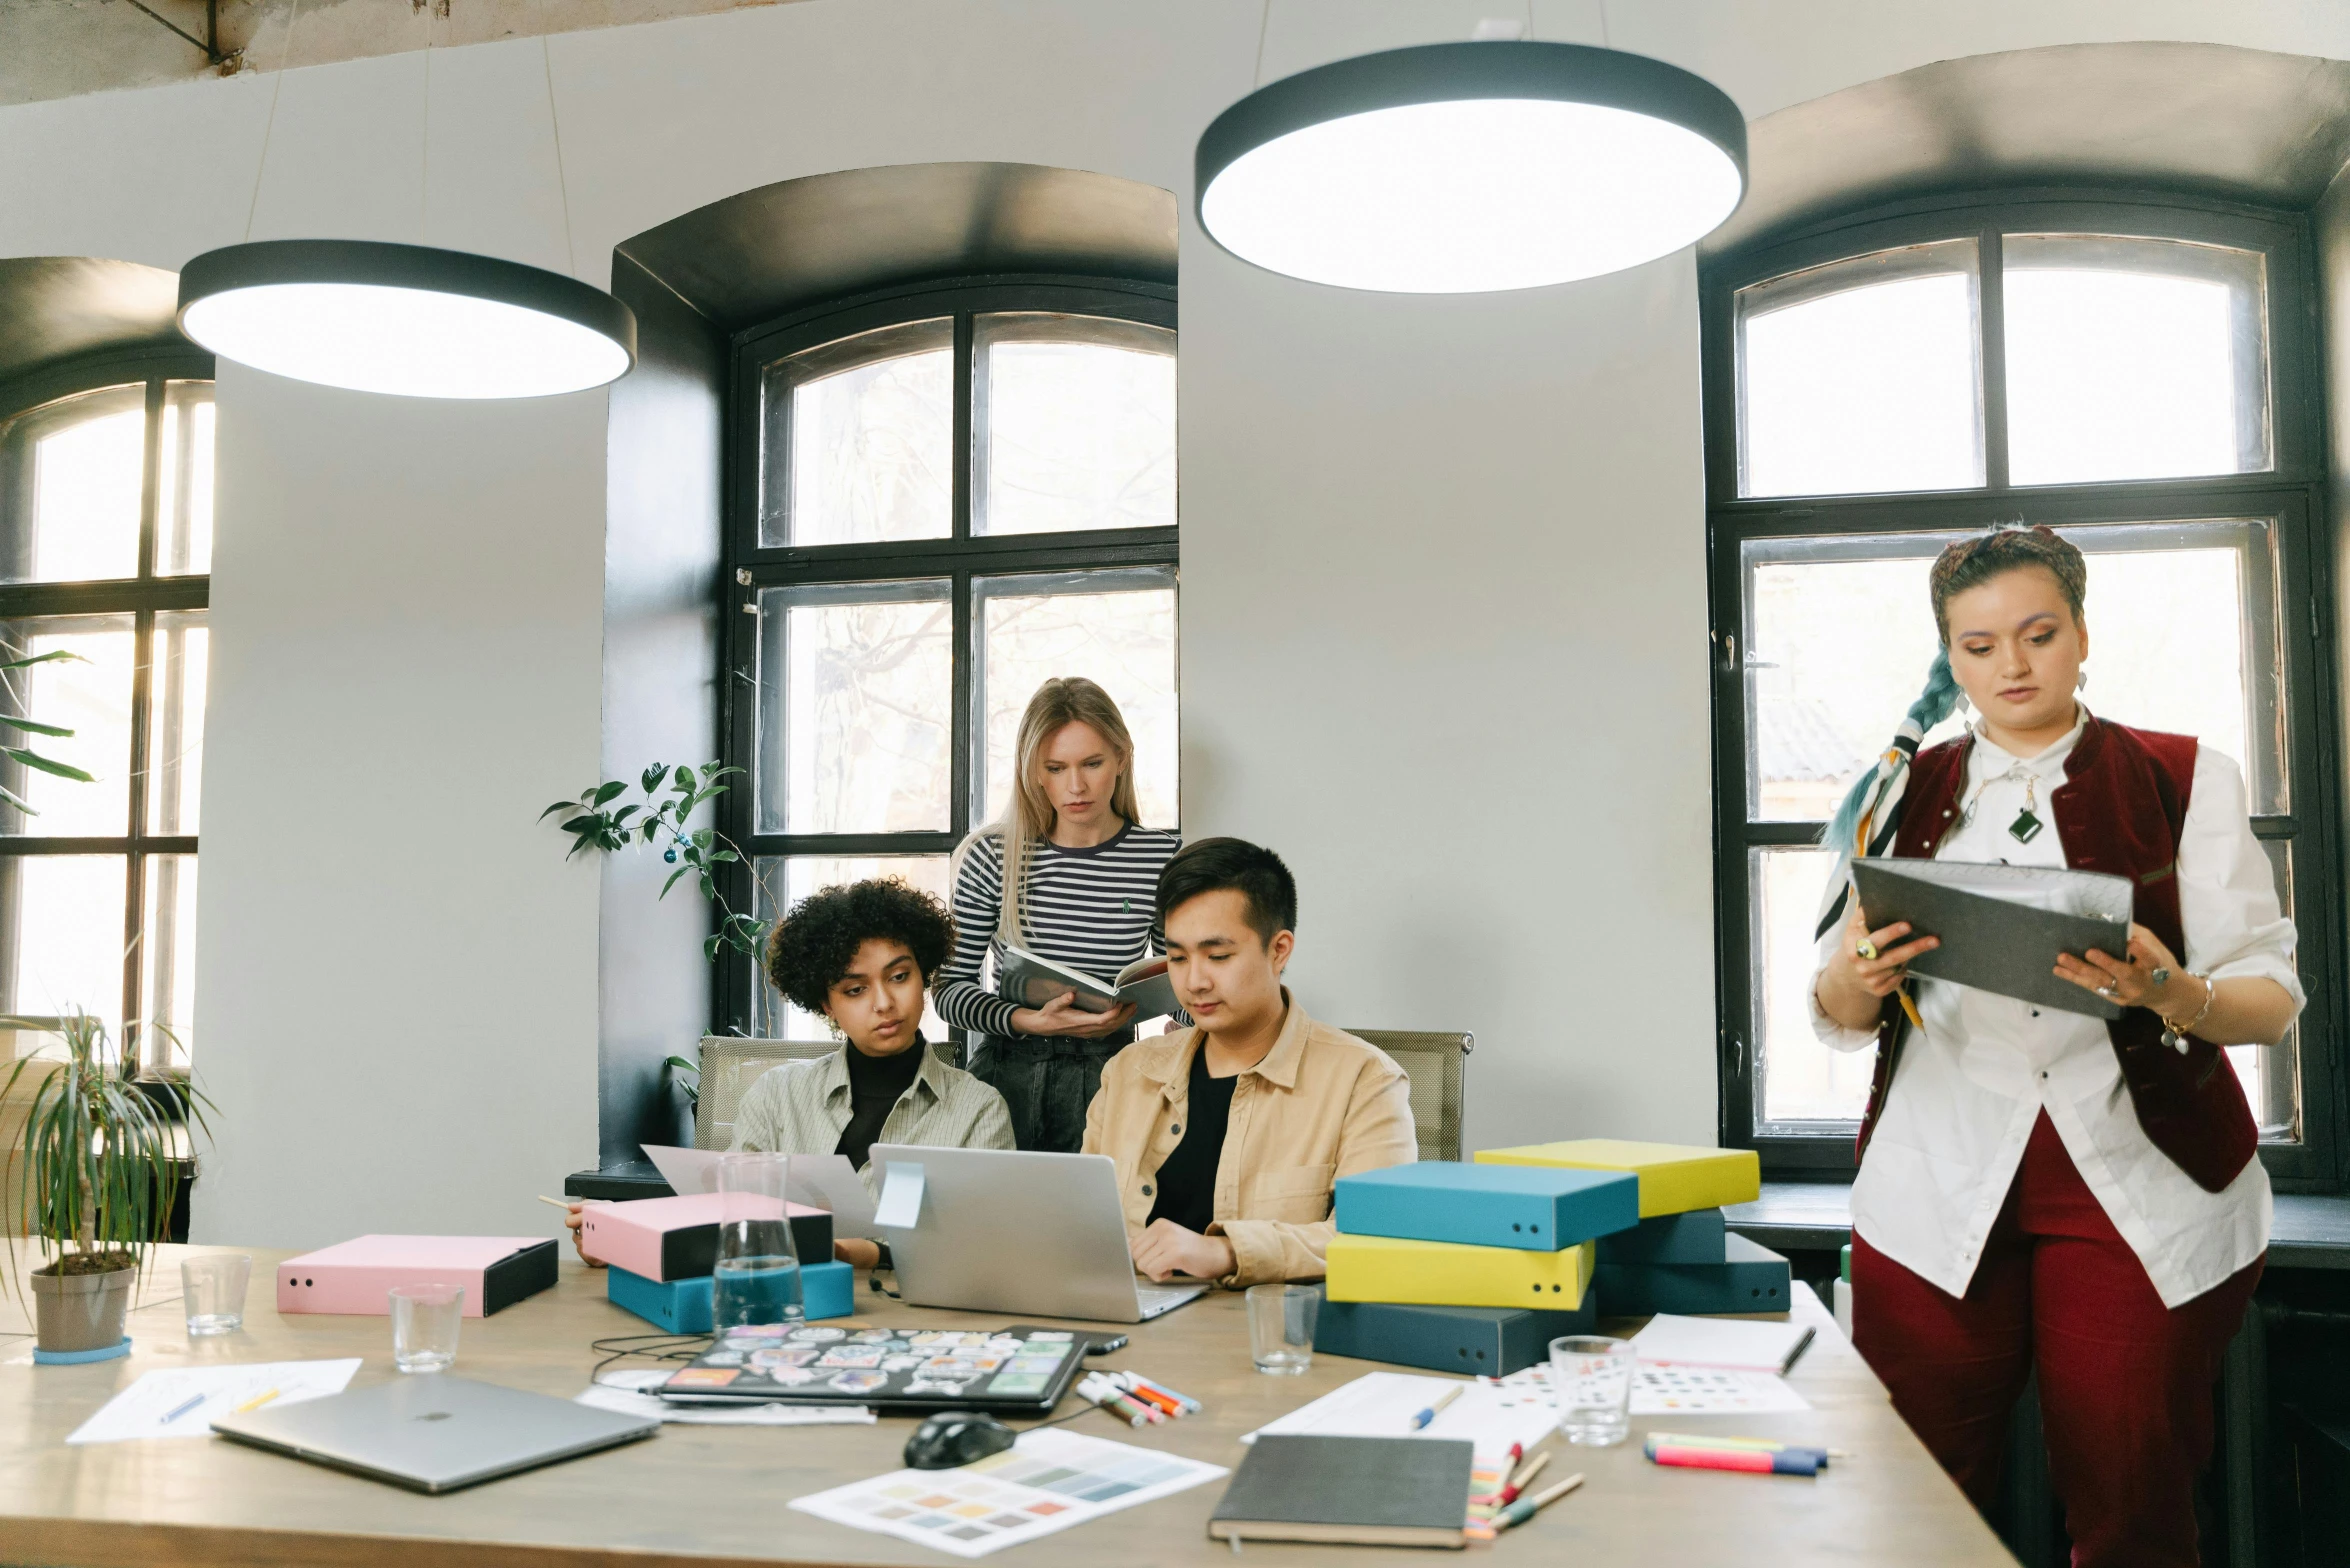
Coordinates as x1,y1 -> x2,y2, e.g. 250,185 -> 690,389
577,1192 -> 833,1282
276,1235 -> 559,1318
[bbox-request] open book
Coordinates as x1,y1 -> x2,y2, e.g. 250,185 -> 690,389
998,943 -> 1180,1020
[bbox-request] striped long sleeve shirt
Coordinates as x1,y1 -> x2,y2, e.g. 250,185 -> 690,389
934,822 -> 1184,1038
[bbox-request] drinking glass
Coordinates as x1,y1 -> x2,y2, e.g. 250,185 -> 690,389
1551,1334 -> 1635,1446
1246,1283 -> 1318,1375
181,1253 -> 251,1336
390,1283 -> 464,1373
712,1151 -> 803,1332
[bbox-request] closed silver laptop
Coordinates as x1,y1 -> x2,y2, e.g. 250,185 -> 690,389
210,1374 -> 658,1494
870,1144 -> 1208,1323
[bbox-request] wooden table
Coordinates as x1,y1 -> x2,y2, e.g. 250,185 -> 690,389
0,1245 -> 2016,1567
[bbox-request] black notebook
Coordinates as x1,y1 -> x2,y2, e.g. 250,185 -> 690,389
1207,1434 -> 1473,1550
1851,858 -> 2132,1019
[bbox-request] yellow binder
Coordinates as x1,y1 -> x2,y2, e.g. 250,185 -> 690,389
1473,1139 -> 1760,1217
1325,1233 -> 1596,1310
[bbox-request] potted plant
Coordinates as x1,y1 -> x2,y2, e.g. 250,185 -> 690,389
3,1009 -> 210,1358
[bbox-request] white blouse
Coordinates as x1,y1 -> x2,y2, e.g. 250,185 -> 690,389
1809,710 -> 2299,1308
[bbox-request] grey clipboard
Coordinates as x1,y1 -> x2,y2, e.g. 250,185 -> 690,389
1850,859 -> 2133,1020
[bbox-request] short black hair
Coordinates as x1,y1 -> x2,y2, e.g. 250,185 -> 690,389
1156,837 -> 1297,946
763,878 -> 955,1018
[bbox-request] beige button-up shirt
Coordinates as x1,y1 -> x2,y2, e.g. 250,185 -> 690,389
1081,995 -> 1417,1288
730,1043 -> 1015,1193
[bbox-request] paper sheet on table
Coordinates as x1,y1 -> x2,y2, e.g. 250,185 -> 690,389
579,1369 -> 875,1426
67,1358 -> 362,1444
1630,1313 -> 1815,1373
790,1426 -> 1225,1558
1495,1360 -> 1811,1417
1241,1370 -> 1559,1461
640,1146 -> 880,1238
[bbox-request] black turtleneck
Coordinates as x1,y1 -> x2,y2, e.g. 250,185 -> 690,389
836,1038 -> 926,1170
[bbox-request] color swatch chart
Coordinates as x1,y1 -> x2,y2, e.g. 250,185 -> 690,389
1498,1361 -> 1811,1416
790,1428 -> 1226,1558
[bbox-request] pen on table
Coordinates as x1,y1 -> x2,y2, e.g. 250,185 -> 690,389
161,1392 -> 206,1424
1117,1379 -> 1183,1418
1646,1431 -> 1848,1460
1648,1442 -> 1824,1477
1077,1378 -> 1150,1428
1409,1384 -> 1464,1431
234,1387 -> 281,1414
1123,1372 -> 1202,1414
1499,1449 -> 1552,1505
536,1194 -> 580,1210
1494,1473 -> 1585,1531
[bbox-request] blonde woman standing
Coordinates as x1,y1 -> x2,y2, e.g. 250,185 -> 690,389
935,678 -> 1181,1152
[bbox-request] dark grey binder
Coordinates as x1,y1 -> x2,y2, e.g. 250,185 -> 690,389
1851,858 -> 2133,1020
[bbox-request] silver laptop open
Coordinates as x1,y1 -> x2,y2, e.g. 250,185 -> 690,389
870,1144 -> 1208,1323
210,1374 -> 657,1494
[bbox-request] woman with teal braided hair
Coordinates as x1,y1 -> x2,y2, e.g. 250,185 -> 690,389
1805,523 -> 2297,1568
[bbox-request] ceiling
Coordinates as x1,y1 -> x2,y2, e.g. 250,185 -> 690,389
1708,40 -> 2350,255
616,162 -> 1177,331
0,256 -> 186,390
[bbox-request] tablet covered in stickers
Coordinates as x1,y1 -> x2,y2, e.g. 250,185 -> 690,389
660,1324 -> 1089,1413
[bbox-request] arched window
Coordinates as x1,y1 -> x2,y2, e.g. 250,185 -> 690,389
1703,193 -> 2332,1181
0,357 -> 214,1073
719,279 -> 1177,1040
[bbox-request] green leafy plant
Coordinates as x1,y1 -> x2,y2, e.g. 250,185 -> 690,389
3,1009 -> 213,1286
541,761 -> 767,962
0,645 -> 96,816
664,1053 -> 701,1108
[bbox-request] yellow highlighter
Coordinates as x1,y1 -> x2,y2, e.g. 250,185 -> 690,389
233,1387 -> 281,1414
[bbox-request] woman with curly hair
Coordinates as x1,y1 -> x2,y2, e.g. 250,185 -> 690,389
569,878 -> 1011,1270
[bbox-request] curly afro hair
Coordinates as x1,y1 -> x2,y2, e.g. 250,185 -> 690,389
764,878 -> 956,1020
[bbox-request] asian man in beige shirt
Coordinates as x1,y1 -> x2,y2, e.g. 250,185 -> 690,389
1081,837 -> 1416,1288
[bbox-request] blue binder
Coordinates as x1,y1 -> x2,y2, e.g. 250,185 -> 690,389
1310,1287 -> 1595,1377
1596,1208 -> 1727,1265
607,1259 -> 855,1332
1593,1233 -> 1789,1316
1333,1161 -> 1638,1251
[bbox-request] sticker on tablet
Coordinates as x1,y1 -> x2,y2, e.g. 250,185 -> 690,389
829,1370 -> 890,1394
760,1366 -> 818,1386
750,1347 -> 821,1370
669,1367 -> 741,1388
700,1350 -> 745,1367
986,1371 -> 1049,1397
819,1348 -> 884,1369
882,1354 -> 921,1372
790,1326 -> 846,1342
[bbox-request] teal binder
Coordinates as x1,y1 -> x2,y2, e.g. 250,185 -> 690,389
607,1259 -> 855,1332
1596,1207 -> 1726,1265
1333,1161 -> 1638,1251
1593,1233 -> 1789,1316
1309,1286 -> 1595,1376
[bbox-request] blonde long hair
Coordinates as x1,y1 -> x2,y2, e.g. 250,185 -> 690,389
954,677 -> 1142,944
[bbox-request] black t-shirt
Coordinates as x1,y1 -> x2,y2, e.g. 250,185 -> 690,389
835,1038 -> 926,1171
1146,1046 -> 1237,1235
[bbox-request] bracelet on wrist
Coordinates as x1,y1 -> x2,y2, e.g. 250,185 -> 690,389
2159,972 -> 2216,1053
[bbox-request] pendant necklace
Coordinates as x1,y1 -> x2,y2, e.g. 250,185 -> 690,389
1961,762 -> 2046,844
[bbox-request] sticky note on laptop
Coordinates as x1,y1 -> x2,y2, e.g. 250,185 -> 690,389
1472,1140 -> 1759,1217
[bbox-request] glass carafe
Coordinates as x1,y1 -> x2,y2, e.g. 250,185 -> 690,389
711,1152 -> 803,1331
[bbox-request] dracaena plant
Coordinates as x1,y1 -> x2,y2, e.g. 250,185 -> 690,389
3,1009 -> 214,1285
541,761 -> 769,963
0,645 -> 97,814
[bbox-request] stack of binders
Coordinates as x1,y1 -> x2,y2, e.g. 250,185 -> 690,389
584,1192 -> 857,1332
1474,1140 -> 1787,1315
1317,1162 -> 1641,1375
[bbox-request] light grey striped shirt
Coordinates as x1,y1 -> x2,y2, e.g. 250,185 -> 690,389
728,1043 -> 1015,1192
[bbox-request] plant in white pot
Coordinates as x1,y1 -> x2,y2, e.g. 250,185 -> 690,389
3,1009 -> 211,1358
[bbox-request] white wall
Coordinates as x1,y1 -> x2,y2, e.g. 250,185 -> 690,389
2,0 -> 2345,1245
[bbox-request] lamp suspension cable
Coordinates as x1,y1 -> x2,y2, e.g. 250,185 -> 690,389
1195,4 -> 1745,294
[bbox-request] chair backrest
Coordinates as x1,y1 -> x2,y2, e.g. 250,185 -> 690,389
694,1036 -> 959,1152
1346,1028 -> 1473,1163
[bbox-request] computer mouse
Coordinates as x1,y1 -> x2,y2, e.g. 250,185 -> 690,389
904,1412 -> 1018,1470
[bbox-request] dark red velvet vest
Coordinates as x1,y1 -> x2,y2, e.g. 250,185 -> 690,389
1854,717 -> 2258,1194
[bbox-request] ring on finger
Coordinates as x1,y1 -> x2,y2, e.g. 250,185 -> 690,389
2095,985 -> 2119,999
1855,939 -> 1878,961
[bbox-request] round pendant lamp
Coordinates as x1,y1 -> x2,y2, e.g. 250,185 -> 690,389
177,240 -> 636,400
1196,40 -> 1747,293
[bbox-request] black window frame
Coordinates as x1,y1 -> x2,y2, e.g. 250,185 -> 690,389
715,275 -> 1179,1041
0,345 -> 215,1079
1701,188 -> 2342,1190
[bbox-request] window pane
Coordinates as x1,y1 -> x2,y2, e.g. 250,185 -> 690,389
2,385 -> 145,584
1752,846 -> 1873,1126
154,381 -> 215,577
2237,838 -> 2299,1143
0,614 -> 134,835
1737,241 -> 1983,498
973,314 -> 1176,537
0,854 -> 127,1044
139,853 -> 198,1072
973,570 -> 1178,829
1744,520 -> 2283,822
760,319 -> 952,547
756,580 -> 951,835
145,610 -> 209,836
751,854 -> 950,1042
2003,236 -> 2269,487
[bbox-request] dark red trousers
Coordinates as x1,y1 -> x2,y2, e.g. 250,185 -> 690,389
1852,1113 -> 2261,1568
